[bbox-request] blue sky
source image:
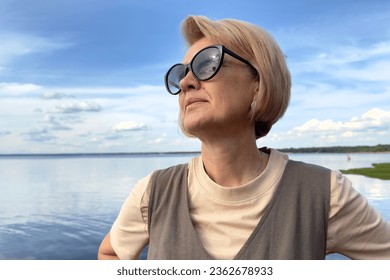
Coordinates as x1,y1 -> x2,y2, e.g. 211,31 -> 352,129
0,0 -> 389,153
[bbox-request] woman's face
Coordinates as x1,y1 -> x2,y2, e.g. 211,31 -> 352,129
179,37 -> 257,140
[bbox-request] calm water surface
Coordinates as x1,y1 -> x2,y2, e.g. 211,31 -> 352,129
0,152 -> 389,260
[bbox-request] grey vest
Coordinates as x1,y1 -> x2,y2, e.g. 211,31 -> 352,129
147,160 -> 330,260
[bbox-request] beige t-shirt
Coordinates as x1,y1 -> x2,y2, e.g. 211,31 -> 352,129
110,149 -> 390,259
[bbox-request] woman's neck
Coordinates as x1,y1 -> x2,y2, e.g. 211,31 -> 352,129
200,134 -> 267,187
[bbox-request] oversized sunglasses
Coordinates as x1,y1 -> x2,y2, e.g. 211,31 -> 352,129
164,45 -> 258,95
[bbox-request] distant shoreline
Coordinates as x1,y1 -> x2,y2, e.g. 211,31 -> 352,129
278,144 -> 390,154
0,151 -> 201,158
0,144 -> 389,157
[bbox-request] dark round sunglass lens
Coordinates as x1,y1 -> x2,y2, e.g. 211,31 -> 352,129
166,64 -> 186,94
192,47 -> 221,80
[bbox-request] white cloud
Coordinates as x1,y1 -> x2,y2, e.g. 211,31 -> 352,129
41,92 -> 73,100
293,108 -> 389,135
290,40 -> 390,82
0,131 -> 11,137
22,129 -> 57,143
269,108 -> 390,148
0,32 -> 71,70
51,85 -> 165,96
322,41 -> 390,65
112,121 -> 148,132
361,108 -> 384,119
0,82 -> 178,152
294,119 -> 342,134
51,101 -> 102,113
290,82 -> 390,116
42,114 -> 72,131
332,60 -> 390,82
0,82 -> 42,95
148,133 -> 167,145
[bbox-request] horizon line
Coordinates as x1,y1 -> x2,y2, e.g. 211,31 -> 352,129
0,144 -> 388,157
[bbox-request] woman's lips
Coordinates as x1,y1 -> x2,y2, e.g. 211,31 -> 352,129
185,98 -> 208,109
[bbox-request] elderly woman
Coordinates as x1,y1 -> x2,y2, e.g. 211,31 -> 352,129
98,15 -> 390,260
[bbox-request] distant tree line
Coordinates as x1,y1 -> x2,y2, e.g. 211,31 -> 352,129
279,144 -> 390,154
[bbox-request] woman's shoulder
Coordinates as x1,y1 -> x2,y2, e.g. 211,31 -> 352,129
151,162 -> 189,178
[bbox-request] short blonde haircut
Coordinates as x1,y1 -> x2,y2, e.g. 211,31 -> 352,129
179,15 -> 291,138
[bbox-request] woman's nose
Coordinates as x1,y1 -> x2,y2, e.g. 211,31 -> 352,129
179,69 -> 201,93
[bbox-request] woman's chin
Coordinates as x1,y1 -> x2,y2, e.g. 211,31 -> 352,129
183,120 -> 206,137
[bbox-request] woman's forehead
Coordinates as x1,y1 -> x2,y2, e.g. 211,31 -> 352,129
182,37 -> 217,64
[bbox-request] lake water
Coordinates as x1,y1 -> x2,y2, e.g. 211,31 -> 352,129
0,152 -> 389,260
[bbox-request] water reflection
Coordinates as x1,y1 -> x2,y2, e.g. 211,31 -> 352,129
348,175 -> 390,199
288,153 -> 390,170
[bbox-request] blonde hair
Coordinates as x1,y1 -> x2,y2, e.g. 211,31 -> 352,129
179,15 -> 291,138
